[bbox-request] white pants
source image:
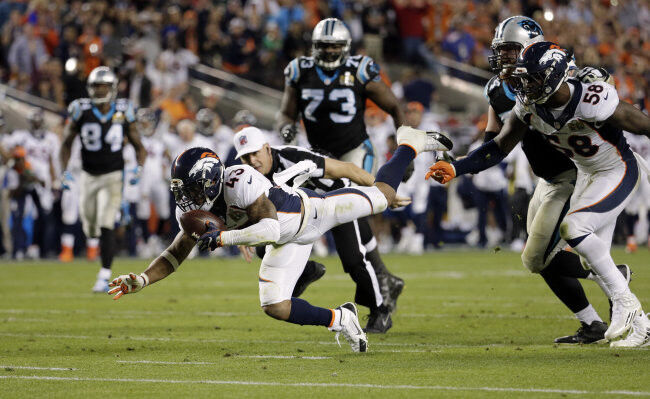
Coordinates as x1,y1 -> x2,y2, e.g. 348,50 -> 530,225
136,174 -> 171,220
257,186 -> 388,306
61,174 -> 80,225
79,170 -> 123,238
560,158 -> 640,250
522,169 -> 576,273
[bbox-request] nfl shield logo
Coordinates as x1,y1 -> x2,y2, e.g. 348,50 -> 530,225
239,136 -> 248,145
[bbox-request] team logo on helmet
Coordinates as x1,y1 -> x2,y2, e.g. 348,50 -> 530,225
517,20 -> 543,38
188,158 -> 220,180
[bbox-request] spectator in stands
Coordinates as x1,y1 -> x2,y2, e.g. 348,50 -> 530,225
129,56 -> 152,109
8,23 -> 49,91
391,0 -> 439,71
221,18 -> 256,75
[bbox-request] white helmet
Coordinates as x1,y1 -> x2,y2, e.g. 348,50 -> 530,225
489,16 -> 544,72
87,66 -> 118,105
311,18 -> 351,70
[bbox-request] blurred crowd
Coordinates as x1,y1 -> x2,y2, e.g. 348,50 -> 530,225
0,0 -> 648,105
0,0 -> 649,260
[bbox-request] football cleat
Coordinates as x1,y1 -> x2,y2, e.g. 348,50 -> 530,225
608,264 -> 633,321
610,312 -> 650,348
396,126 -> 453,155
58,246 -> 74,263
554,321 -> 607,344
92,278 -> 109,293
606,291 -> 642,340
331,302 -> 368,352
379,273 -> 404,313
292,261 -> 326,298
364,305 -> 393,334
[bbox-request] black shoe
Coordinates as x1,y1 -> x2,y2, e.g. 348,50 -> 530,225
608,264 -> 633,321
292,261 -> 326,297
379,274 -> 404,313
554,321 -> 608,344
364,305 -> 393,334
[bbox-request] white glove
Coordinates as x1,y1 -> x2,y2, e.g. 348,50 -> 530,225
108,273 -> 149,300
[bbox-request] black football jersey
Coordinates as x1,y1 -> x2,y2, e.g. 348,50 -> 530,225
68,98 -> 136,175
285,55 -> 381,158
484,76 -> 575,181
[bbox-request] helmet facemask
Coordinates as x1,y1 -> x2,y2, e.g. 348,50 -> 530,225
489,42 -> 522,75
170,156 -> 224,212
512,63 -> 568,105
312,41 -> 350,70
88,82 -> 117,105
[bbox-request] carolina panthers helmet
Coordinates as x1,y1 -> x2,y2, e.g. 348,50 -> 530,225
489,16 -> 544,72
311,18 -> 351,70
87,66 -> 118,105
511,42 -> 570,105
196,108 -> 216,136
136,108 -> 157,137
170,147 -> 224,212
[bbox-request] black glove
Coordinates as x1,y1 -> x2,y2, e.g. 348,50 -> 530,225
280,123 -> 297,144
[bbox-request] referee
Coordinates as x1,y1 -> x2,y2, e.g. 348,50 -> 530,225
233,126 -> 399,333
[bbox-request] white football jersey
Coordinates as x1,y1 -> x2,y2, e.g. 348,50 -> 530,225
5,129 -> 60,186
141,135 -> 168,180
514,79 -> 630,174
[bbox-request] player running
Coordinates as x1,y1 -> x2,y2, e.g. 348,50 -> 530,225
60,66 -> 146,292
485,16 -> 630,344
107,126 -> 452,352
276,18 -> 405,330
428,41 -> 650,345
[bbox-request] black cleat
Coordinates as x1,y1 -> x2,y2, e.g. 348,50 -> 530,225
364,305 -> 393,334
379,273 -> 404,313
554,321 -> 608,344
292,261 -> 326,297
608,264 -> 633,321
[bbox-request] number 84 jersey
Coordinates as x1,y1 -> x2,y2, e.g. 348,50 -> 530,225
285,55 -> 380,157
67,98 -> 136,175
514,78 -> 633,174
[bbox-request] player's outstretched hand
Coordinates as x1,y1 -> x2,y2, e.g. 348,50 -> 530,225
426,161 -> 456,184
197,221 -> 223,251
108,273 -> 149,300
390,195 -> 412,209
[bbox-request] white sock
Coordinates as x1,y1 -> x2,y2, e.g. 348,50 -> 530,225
571,234 -> 628,297
97,267 -> 111,280
575,304 -> 602,325
87,238 -> 99,248
330,309 -> 342,331
61,233 -> 75,248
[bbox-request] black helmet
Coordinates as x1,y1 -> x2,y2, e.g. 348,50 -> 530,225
170,147 -> 224,212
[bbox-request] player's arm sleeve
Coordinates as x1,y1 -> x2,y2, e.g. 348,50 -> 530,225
580,82 -> 619,123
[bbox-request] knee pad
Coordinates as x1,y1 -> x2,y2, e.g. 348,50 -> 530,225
521,248 -> 544,274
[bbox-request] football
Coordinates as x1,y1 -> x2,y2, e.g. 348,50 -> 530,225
179,209 -> 226,241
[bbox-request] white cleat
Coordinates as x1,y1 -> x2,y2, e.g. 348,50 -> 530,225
92,278 -> 109,293
610,312 -> 650,348
330,302 -> 368,352
605,292 -> 642,340
396,126 -> 453,155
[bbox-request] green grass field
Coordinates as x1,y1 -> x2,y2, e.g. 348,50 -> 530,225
0,249 -> 648,398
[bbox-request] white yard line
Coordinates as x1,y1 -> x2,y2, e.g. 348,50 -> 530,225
0,366 -> 76,371
0,375 -> 648,396
0,332 -> 632,351
117,356 -> 331,364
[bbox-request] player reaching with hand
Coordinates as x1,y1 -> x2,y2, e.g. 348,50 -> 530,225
108,126 -> 452,352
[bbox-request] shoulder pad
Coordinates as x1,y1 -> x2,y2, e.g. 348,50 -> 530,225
355,55 -> 380,85
484,76 -> 501,100
115,99 -> 136,123
284,58 -> 304,85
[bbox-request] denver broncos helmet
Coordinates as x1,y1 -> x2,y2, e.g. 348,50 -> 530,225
511,41 -> 570,105
170,147 -> 224,212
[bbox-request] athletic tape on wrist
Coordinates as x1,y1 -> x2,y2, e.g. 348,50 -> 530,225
161,250 -> 180,270
140,273 -> 150,287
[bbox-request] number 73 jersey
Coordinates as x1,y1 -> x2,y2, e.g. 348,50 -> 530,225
285,55 -> 380,157
514,79 -> 633,174
67,98 -> 136,175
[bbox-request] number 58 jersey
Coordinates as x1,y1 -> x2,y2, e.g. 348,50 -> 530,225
67,98 -> 136,175
514,79 -> 633,174
285,55 -> 380,157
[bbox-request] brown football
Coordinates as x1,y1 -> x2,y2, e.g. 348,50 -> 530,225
179,209 -> 226,241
